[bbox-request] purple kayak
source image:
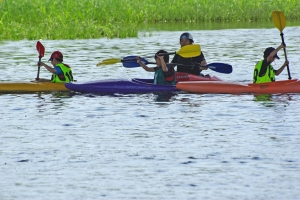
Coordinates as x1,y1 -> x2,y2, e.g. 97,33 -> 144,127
65,78 -> 178,94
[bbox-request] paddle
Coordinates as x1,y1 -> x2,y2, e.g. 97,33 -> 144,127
163,44 -> 201,58
122,56 -> 155,68
122,57 -> 232,74
200,62 -> 232,74
36,41 -> 45,80
96,44 -> 201,66
97,56 -> 154,66
272,11 -> 291,80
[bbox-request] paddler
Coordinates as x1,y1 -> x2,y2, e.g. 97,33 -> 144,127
253,43 -> 289,83
37,51 -> 74,83
171,32 -> 208,76
137,50 -> 176,85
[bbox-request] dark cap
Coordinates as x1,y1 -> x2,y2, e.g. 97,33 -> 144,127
264,47 -> 280,59
49,51 -> 63,61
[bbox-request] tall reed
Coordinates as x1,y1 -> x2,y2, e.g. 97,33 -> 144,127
0,0 -> 299,41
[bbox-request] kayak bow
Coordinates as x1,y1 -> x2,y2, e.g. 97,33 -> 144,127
0,81 -> 68,93
176,79 -> 300,94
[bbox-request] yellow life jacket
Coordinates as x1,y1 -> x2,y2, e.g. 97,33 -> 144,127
51,63 -> 73,83
253,60 -> 275,83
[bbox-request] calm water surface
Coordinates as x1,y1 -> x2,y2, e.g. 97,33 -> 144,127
1,26 -> 300,199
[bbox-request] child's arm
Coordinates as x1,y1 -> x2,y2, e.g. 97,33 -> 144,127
38,62 -> 56,73
275,60 -> 289,76
159,56 -> 168,72
137,57 -> 154,72
267,43 -> 285,62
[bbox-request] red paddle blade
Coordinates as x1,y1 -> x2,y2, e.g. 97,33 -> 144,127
36,41 -> 45,58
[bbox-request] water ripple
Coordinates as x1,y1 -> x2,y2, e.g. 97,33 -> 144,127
1,27 -> 300,200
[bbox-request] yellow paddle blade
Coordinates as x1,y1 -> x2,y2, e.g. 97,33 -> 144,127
96,58 -> 121,66
176,44 -> 201,58
272,11 -> 286,32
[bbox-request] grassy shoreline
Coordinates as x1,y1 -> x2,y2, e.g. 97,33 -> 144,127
0,0 -> 299,41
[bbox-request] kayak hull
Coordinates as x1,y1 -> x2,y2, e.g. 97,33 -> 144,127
0,82 -> 68,92
176,72 -> 222,82
176,79 -> 300,94
65,72 -> 221,94
65,78 -> 178,94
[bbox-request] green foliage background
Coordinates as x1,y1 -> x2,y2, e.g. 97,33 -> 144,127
0,0 -> 299,40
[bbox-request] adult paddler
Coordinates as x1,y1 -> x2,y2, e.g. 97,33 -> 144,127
171,32 -> 208,76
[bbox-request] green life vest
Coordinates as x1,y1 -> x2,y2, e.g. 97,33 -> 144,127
253,60 -> 275,83
154,66 -> 176,85
51,63 -> 73,83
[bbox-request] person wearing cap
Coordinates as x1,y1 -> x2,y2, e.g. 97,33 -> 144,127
171,32 -> 208,76
253,43 -> 289,83
137,50 -> 176,85
37,51 -> 74,83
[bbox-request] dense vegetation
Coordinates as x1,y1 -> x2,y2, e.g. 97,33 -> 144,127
0,0 -> 299,40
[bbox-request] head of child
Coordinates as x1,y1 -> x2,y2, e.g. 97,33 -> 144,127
180,32 -> 194,47
264,47 -> 279,63
48,51 -> 63,65
154,50 -> 169,67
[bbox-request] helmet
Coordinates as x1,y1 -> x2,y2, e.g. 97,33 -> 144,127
180,32 -> 194,43
48,51 -> 63,61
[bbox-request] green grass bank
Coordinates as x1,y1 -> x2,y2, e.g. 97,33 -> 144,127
0,0 -> 299,41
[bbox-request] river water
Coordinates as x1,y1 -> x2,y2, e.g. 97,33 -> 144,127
1,25 -> 300,199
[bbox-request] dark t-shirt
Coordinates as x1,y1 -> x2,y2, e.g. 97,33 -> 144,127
154,64 -> 175,82
171,52 -> 205,75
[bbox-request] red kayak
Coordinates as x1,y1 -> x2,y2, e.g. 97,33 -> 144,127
176,72 -> 222,82
176,79 -> 300,94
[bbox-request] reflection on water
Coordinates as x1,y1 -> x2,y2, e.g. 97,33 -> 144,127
253,93 -> 295,108
1,26 -> 300,200
254,94 -> 273,101
50,91 -> 75,99
153,92 -> 178,102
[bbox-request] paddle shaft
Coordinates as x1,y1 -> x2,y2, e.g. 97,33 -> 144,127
97,44 -> 201,66
121,55 -> 153,62
172,63 -> 232,74
280,33 -> 291,79
36,57 -> 41,80
122,59 -> 232,74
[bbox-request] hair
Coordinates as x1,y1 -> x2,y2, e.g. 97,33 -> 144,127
154,50 -> 169,63
56,58 -> 63,62
263,47 -> 279,60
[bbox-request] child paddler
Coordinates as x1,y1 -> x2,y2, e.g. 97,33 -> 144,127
253,43 -> 289,83
137,50 -> 176,85
37,51 -> 73,83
